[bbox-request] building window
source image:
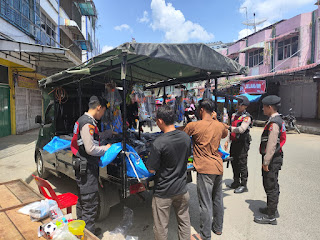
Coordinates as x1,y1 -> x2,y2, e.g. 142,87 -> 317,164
39,12 -> 56,47
248,49 -> 263,68
278,36 -> 299,61
0,0 -> 36,37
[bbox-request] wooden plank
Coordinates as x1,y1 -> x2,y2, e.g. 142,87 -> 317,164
0,179 -> 19,186
0,199 -> 43,213
6,180 -> 42,204
0,212 -> 24,240
84,228 -> 100,240
0,185 -> 21,209
6,209 -> 41,240
18,179 -> 43,199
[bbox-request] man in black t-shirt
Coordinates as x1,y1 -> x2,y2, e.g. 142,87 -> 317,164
146,105 -> 191,240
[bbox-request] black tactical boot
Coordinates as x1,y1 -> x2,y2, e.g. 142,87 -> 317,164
259,207 -> 280,218
234,185 -> 248,193
227,181 -> 240,189
254,215 -> 277,225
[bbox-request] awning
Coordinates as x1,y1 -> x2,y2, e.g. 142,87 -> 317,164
266,30 -> 299,42
39,42 -> 248,88
74,40 -> 92,51
0,39 -> 81,76
239,42 -> 264,53
76,2 -> 97,16
227,52 -> 239,58
61,19 -> 85,41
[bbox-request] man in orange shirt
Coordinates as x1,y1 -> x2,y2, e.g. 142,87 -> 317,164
183,99 -> 228,240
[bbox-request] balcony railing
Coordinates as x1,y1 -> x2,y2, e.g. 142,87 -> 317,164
0,0 -> 35,37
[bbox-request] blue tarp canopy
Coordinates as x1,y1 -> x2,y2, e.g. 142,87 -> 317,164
238,93 -> 261,102
198,94 -> 261,103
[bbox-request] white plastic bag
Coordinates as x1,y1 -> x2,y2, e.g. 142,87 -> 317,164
29,199 -> 59,221
18,201 -> 41,215
19,199 -> 59,221
52,228 -> 78,240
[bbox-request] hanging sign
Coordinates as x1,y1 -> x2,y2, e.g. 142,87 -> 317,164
240,80 -> 266,94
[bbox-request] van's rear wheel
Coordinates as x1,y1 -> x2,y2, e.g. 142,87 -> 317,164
36,152 -> 50,179
97,186 -> 111,221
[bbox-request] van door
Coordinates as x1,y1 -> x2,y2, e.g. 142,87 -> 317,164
40,101 -> 57,171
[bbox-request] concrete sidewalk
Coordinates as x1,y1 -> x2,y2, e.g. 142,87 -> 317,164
0,128 -> 39,183
253,119 -> 320,135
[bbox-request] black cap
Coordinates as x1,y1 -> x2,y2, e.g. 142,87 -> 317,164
262,95 -> 281,106
237,95 -> 250,106
89,95 -> 108,108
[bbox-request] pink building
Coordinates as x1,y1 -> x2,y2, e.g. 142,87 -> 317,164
219,5 -> 320,120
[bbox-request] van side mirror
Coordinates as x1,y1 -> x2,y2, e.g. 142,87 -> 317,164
35,115 -> 42,124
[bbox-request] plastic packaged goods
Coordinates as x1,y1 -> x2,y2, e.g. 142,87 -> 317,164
145,95 -> 156,120
38,214 -> 73,239
53,228 -> 79,240
203,87 -> 212,100
18,201 -> 41,215
104,83 -> 122,106
138,101 -> 151,121
174,96 -> 185,123
49,200 -> 64,220
18,199 -> 60,221
222,108 -> 229,124
112,107 -> 123,133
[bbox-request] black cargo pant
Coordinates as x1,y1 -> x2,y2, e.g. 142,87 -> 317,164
230,140 -> 250,186
262,156 -> 282,216
76,164 -> 100,233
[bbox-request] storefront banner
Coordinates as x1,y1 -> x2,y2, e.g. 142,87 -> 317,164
240,80 -> 266,94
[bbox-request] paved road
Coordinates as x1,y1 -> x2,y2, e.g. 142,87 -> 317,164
0,127 -> 319,240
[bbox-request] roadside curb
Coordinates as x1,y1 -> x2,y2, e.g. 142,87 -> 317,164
253,120 -> 320,135
297,125 -> 320,135
253,120 -> 266,127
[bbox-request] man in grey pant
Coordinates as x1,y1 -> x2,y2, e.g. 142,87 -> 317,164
197,174 -> 224,237
147,105 -> 192,240
184,99 -> 228,239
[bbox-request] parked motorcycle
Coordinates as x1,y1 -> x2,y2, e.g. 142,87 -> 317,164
183,106 -> 197,124
282,108 -> 301,134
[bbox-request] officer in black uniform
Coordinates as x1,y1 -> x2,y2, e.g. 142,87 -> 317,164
71,96 -> 111,235
224,96 -> 252,193
254,95 -> 286,225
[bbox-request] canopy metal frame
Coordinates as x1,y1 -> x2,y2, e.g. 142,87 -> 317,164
39,42 -> 248,198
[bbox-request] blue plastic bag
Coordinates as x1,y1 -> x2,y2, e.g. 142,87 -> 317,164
43,137 -> 71,154
99,143 -> 123,167
125,144 -> 153,178
99,143 -> 154,179
218,145 -> 230,160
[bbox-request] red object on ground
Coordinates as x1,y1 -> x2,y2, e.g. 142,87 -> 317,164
32,175 -> 78,214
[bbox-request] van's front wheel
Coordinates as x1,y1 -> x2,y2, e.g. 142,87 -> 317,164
36,152 -> 50,179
